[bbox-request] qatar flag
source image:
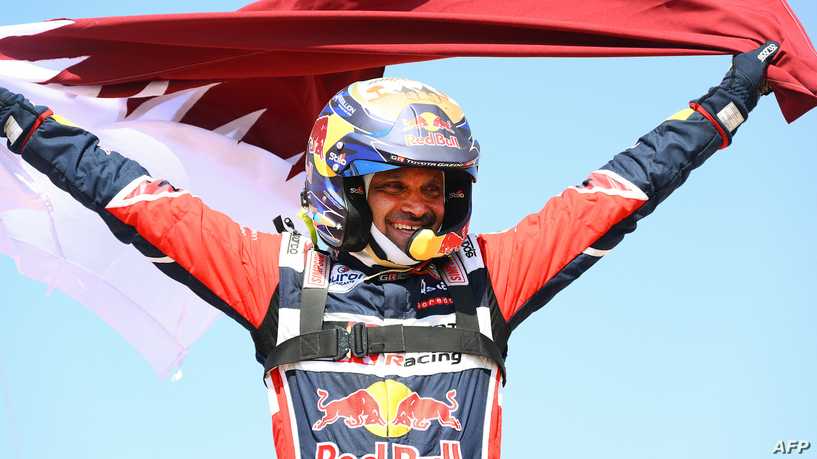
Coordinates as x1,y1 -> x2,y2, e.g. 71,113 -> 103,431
0,0 -> 814,376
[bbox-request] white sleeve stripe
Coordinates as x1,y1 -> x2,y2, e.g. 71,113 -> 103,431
108,190 -> 191,208
569,169 -> 649,201
106,175 -> 150,206
147,256 -> 174,264
583,247 -> 611,257
106,175 -> 191,209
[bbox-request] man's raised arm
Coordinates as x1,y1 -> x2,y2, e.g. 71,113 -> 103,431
478,41 -> 781,331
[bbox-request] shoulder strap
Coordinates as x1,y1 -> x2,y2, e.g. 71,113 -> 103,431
438,253 -> 479,332
300,249 -> 330,334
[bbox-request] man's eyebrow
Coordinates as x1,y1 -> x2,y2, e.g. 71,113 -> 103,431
375,169 -> 402,177
375,176 -> 404,183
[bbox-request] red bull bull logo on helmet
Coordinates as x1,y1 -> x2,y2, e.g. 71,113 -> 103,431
403,112 -> 455,134
312,380 -> 462,439
403,112 -> 460,149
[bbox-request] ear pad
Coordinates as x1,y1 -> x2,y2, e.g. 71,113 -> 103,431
340,175 -> 371,252
440,170 -> 472,234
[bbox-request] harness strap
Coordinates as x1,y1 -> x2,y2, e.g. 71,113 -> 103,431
299,286 -> 328,334
450,283 -> 479,332
437,255 -> 479,332
300,251 -> 330,334
263,323 -> 507,383
265,248 -> 507,384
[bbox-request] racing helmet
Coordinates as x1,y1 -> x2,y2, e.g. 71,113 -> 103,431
302,77 -> 479,263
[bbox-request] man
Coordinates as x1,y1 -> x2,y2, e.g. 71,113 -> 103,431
0,41 -> 780,459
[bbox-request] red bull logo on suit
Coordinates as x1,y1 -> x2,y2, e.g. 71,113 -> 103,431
312,380 -> 462,438
392,389 -> 461,431
312,388 -> 386,431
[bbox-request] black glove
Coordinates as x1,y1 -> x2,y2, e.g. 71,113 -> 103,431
0,87 -> 51,154
691,40 -> 781,147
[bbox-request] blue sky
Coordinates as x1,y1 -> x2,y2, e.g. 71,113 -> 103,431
1,2 -> 815,459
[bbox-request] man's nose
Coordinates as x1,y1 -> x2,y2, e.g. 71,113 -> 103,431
399,192 -> 431,218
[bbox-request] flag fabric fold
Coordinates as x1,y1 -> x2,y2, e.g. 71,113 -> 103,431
0,0 -> 814,374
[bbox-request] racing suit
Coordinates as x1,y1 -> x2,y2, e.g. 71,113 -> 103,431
0,46 -> 772,458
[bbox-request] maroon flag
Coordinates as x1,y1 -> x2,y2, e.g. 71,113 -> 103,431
0,0 -> 814,176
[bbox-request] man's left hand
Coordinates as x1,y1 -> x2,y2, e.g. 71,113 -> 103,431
690,40 -> 781,147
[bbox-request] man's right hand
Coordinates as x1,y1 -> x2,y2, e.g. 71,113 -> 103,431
0,87 -> 52,154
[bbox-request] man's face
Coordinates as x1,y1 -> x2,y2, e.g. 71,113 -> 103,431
367,167 -> 445,252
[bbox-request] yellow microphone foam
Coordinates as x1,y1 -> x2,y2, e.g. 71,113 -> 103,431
408,229 -> 441,261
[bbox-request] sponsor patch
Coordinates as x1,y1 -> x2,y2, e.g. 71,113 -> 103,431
384,352 -> 462,368
757,43 -> 778,62
458,235 -> 484,273
328,264 -> 366,293
3,115 -> 23,145
419,279 -> 447,295
304,250 -> 329,289
387,154 -> 473,169
279,232 -> 307,272
334,94 -> 357,116
717,101 -> 745,133
404,132 -> 461,149
417,296 -> 454,310
440,256 -> 468,286
311,379 -> 464,446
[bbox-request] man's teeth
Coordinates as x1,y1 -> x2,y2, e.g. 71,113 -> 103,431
392,223 -> 420,231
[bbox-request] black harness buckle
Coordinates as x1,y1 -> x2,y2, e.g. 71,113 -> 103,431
350,322 -> 368,358
334,328 -> 351,361
332,323 -> 369,360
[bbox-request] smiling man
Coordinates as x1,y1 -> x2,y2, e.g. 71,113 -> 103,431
0,42 -> 780,459
367,168 -> 446,253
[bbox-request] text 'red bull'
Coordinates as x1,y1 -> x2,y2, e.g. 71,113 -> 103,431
404,132 -> 460,149
316,440 -> 462,459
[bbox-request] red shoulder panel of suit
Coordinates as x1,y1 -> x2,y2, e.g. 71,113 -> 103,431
106,177 -> 281,328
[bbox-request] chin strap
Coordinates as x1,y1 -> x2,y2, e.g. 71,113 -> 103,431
369,222 -> 419,266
